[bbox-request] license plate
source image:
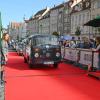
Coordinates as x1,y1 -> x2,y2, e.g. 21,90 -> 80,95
44,61 -> 54,64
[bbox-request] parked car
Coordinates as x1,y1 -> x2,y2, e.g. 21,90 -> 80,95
18,44 -> 23,56
23,34 -> 61,68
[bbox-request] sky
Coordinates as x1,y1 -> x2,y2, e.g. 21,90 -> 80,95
0,0 -> 68,28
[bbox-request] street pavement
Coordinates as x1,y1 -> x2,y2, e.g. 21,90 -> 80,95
0,81 -> 5,100
0,46 -> 13,100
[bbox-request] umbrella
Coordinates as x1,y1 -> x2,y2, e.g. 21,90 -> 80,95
84,16 -> 100,27
62,35 -> 72,40
59,35 -> 72,41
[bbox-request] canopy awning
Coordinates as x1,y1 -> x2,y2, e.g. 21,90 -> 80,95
84,16 -> 100,27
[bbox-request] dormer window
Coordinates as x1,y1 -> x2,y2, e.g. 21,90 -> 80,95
86,2 -> 90,8
97,0 -> 100,8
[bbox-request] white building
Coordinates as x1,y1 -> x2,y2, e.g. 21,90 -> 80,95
70,0 -> 91,38
63,1 -> 71,35
8,22 -> 20,40
8,22 -> 27,41
50,2 -> 71,35
26,8 -> 50,35
39,11 -> 50,34
17,23 -> 27,40
91,0 -> 100,35
50,5 -> 59,34
57,4 -> 64,35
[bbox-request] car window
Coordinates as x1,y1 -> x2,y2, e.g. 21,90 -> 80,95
35,36 -> 58,46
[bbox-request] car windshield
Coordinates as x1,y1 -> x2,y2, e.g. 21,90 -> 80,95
35,36 -> 58,46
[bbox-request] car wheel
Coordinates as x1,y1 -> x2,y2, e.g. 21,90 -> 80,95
54,63 -> 58,68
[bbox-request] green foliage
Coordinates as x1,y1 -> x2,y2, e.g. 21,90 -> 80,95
75,27 -> 81,36
52,31 -> 59,37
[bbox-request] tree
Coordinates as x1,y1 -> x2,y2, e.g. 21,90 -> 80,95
75,27 -> 81,36
52,31 -> 59,37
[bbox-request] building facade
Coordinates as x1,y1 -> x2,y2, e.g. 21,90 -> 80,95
26,8 -> 50,35
63,1 -> 71,35
39,11 -> 50,34
91,0 -> 100,36
8,0 -> 100,40
8,22 -> 27,41
50,6 -> 59,34
70,0 -> 91,38
17,23 -> 27,40
8,22 -> 20,40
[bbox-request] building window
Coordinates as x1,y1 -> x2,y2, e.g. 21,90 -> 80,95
92,2 -> 97,9
97,1 -> 100,8
79,14 -> 81,24
92,15 -> 95,19
82,14 -> 85,23
75,16 -> 77,25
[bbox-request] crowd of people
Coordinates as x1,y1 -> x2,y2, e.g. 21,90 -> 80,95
60,36 -> 100,49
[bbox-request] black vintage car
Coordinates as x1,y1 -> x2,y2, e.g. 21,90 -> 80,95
23,34 -> 61,68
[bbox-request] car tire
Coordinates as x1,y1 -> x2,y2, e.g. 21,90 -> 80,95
54,63 -> 58,68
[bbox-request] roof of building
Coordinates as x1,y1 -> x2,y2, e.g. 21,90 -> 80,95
34,8 -> 47,16
50,3 -> 64,10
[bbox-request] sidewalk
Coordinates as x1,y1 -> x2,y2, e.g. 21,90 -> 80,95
0,81 -> 4,100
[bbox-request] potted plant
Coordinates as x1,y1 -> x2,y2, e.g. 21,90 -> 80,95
52,31 -> 59,37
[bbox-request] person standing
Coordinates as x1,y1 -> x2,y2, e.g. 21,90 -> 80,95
0,33 -> 9,85
92,37 -> 100,70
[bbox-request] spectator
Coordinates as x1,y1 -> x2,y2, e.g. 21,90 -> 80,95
69,41 -> 76,48
0,33 -> 9,85
89,39 -> 96,48
92,37 -> 100,70
82,37 -> 90,49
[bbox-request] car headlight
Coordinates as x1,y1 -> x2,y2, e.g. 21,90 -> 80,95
46,45 -> 49,49
34,53 -> 39,58
56,52 -> 60,57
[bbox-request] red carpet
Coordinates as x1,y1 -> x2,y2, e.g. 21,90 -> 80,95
5,52 -> 100,100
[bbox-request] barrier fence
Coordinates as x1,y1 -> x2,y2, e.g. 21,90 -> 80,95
61,47 -> 100,70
